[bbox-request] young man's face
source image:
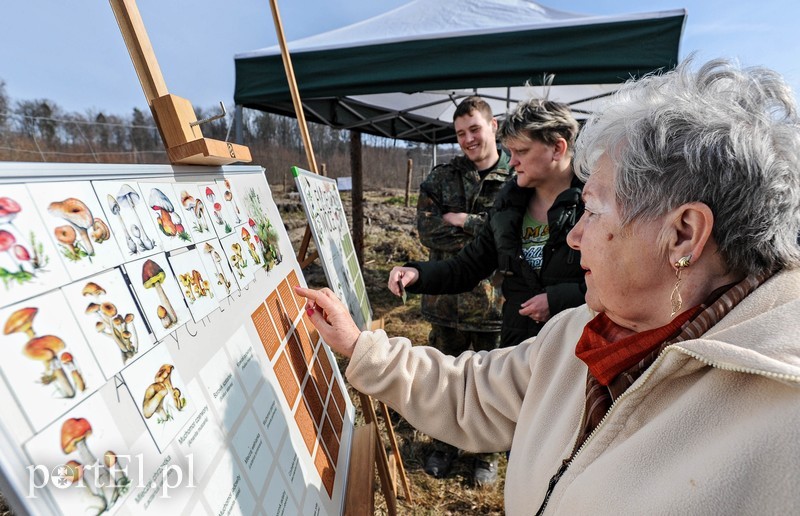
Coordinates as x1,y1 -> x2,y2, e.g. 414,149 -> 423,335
454,110 -> 498,167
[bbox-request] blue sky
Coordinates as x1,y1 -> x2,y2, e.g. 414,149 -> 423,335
1,1 -> 797,115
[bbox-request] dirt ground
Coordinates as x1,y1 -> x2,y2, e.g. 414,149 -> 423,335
0,188 -> 506,516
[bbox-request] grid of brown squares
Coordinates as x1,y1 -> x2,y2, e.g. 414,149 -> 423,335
251,303 -> 281,359
276,277 -> 300,322
250,272 -> 351,499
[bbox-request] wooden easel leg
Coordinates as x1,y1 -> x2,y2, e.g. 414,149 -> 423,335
359,393 -> 397,516
379,401 -> 413,503
344,423 -> 376,516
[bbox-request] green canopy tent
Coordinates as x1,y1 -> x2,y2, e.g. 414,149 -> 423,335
233,0 -> 685,261
234,0 -> 686,144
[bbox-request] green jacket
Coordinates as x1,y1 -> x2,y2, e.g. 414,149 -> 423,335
409,176 -> 586,347
415,151 -> 513,332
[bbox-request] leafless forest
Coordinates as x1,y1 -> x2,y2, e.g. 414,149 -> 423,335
0,79 -> 459,190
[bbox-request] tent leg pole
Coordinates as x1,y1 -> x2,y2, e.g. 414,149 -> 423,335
234,105 -> 244,145
351,130 -> 364,266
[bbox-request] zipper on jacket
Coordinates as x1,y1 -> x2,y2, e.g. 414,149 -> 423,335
531,344 -> 800,514
534,458 -> 571,516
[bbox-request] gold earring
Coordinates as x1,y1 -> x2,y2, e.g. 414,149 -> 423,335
670,254 -> 692,317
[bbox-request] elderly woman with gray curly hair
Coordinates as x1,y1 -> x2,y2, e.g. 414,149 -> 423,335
297,58 -> 800,514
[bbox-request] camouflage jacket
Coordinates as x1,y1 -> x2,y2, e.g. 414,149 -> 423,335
415,150 -> 512,331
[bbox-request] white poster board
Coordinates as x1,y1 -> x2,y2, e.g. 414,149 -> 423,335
291,167 -> 372,330
0,163 -> 354,516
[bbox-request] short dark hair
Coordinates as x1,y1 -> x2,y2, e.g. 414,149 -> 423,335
498,99 -> 579,152
453,96 -> 493,123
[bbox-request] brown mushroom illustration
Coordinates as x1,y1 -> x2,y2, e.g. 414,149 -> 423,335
142,259 -> 177,326
143,382 -> 170,422
156,305 -> 172,328
154,363 -> 186,411
4,307 -> 38,339
48,198 -> 95,256
194,200 -> 209,231
81,282 -> 106,297
223,179 -> 242,221
83,283 -> 137,361
90,217 -> 110,243
54,225 -> 77,247
24,335 -> 75,398
60,352 -> 85,392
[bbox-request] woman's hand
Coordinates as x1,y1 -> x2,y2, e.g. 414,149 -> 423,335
519,293 -> 550,323
294,286 -> 361,358
387,266 -> 419,296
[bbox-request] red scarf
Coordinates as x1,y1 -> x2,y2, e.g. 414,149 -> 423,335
575,307 -> 701,386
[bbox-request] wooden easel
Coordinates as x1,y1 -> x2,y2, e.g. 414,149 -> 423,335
267,0 -> 412,513
109,0 -> 251,165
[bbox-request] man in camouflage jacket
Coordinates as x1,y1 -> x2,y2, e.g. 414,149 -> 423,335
414,96 -> 513,484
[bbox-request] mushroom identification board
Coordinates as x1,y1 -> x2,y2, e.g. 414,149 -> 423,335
291,167 -> 372,330
0,163 -> 355,516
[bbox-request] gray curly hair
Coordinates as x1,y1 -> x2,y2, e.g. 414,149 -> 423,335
574,58 -> 800,276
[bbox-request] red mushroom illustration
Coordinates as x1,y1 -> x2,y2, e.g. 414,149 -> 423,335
61,418 -> 111,504
48,198 -> 96,257
0,229 -> 22,272
141,259 -> 177,327
0,196 -> 22,228
149,188 -> 189,241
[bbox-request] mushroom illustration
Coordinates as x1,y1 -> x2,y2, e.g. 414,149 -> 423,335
204,187 -> 215,206
194,200 -> 209,231
180,191 -> 205,234
203,242 -> 230,294
148,188 -> 180,238
90,217 -> 110,244
0,229 -> 20,270
223,179 -> 242,221
3,307 -> 38,339
241,227 -> 261,265
64,460 -> 107,512
53,225 -> 76,246
142,259 -> 177,326
107,194 -> 136,254
48,198 -> 95,256
81,282 -> 107,297
143,382 -> 170,422
11,244 -> 28,268
82,283 -> 138,362
0,196 -> 22,228
117,184 -> 155,251
129,224 -> 145,251
61,418 -> 110,495
211,201 -> 224,226
24,335 -> 75,398
156,305 -> 172,328
154,364 -> 185,410
60,352 -> 86,392
223,188 -> 241,223
103,450 -> 130,504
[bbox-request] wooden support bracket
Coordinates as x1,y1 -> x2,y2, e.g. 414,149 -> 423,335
109,0 -> 251,166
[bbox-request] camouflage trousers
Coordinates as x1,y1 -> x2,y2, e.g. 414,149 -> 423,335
427,324 -> 501,356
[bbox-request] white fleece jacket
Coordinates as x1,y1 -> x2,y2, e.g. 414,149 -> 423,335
345,269 -> 800,515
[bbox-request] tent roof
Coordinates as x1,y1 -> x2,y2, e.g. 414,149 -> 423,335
234,0 -> 686,143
